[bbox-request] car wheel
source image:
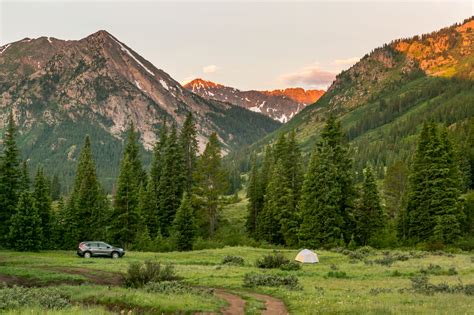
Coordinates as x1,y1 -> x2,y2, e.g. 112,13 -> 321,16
112,252 -> 119,259
84,252 -> 91,258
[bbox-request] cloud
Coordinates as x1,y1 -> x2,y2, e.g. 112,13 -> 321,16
202,65 -> 219,74
279,63 -> 336,88
334,57 -> 359,66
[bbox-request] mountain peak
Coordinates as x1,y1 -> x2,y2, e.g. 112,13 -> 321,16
184,78 -> 224,89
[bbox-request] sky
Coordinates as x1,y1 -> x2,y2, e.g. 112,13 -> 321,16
0,0 -> 472,90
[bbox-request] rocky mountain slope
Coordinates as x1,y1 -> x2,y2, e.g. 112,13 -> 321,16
184,78 -> 323,123
0,31 -> 280,190
251,17 -> 474,176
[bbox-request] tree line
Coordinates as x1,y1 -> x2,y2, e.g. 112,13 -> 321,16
246,115 -> 472,248
0,112 -> 228,251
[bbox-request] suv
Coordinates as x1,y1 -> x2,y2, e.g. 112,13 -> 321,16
77,241 -> 125,259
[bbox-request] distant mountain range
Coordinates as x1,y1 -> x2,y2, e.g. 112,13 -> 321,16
184,78 -> 324,122
251,16 -> 474,176
0,30 -> 280,190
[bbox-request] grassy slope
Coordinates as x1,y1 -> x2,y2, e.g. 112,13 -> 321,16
0,248 -> 473,314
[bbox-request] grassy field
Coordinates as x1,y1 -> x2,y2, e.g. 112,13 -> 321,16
0,246 -> 473,314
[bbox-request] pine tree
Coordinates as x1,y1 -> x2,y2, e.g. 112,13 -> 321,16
33,167 -> 52,248
124,123 -> 146,185
173,193 -> 197,251
147,122 -> 168,236
355,166 -> 385,245
383,160 -> 408,221
158,124 -> 185,236
403,122 -> 464,243
246,154 -> 262,236
193,133 -> 228,237
112,155 -> 141,247
0,112 -> 22,246
299,115 -> 355,247
9,192 -> 42,251
299,145 -> 343,247
65,136 -> 109,248
50,174 -> 61,201
20,160 -> 30,192
180,113 -> 198,193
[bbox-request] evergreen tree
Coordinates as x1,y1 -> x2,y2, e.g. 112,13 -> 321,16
147,122 -> 168,236
173,193 -> 197,251
179,113 -> 198,193
8,192 -> 42,251
65,136 -> 109,248
50,197 -> 66,249
355,166 -> 385,245
50,174 -> 61,201
193,133 -> 228,237
403,122 -> 464,243
0,112 -> 22,246
112,155 -> 141,247
33,167 -> 52,248
299,146 -> 343,247
246,154 -> 262,236
299,115 -> 355,247
158,124 -> 185,236
20,160 -> 30,192
383,160 -> 408,221
124,123 -> 146,185
320,115 -> 356,242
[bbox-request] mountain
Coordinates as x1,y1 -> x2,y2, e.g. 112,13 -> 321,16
184,78 -> 324,123
252,17 -> 474,176
0,31 -> 280,190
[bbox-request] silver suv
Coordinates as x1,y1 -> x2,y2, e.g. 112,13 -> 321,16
77,241 -> 125,259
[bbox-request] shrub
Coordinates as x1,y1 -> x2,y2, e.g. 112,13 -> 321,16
221,255 -> 245,266
193,238 -> 225,251
410,275 -> 474,295
243,273 -> 299,290
326,271 -> 349,279
255,252 -> 290,269
420,264 -> 457,276
123,261 -> 180,288
0,286 -> 70,311
144,281 -> 213,296
280,261 -> 301,271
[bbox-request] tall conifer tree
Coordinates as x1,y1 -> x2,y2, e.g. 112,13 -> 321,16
180,113 -> 198,193
9,192 -> 42,251
33,167 -> 52,248
193,133 -> 228,237
355,166 -> 385,245
0,112 -> 22,246
173,193 -> 197,251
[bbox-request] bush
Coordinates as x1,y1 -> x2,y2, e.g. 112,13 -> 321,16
221,255 -> 245,266
0,286 -> 70,311
280,261 -> 301,271
420,264 -> 458,276
144,281 -> 213,296
410,275 -> 474,295
123,261 -> 180,288
255,252 -> 290,269
243,273 -> 300,290
326,271 -> 349,279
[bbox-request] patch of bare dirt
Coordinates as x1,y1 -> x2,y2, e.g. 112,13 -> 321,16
215,289 -> 246,315
44,267 -> 123,286
252,293 -> 288,315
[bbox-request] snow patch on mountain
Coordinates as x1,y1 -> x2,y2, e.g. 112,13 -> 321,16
0,44 -> 11,55
109,35 -> 155,76
159,79 -> 169,91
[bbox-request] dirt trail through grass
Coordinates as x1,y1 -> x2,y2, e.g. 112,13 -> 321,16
1,268 -> 288,314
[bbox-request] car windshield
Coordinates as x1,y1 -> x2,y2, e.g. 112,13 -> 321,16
101,242 -> 111,248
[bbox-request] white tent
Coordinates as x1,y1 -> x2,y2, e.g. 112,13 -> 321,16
295,249 -> 319,263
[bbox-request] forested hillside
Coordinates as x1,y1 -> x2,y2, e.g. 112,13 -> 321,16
0,31 -> 280,191
249,17 -> 474,179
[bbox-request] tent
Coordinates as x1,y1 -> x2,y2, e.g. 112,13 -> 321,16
295,249 -> 319,263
